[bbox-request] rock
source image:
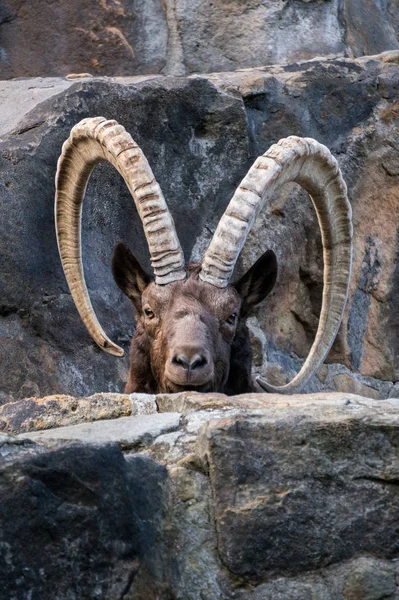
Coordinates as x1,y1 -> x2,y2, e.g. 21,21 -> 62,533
0,392 -> 157,434
246,316 -> 267,367
18,412 -> 182,449
231,556 -> 398,600
129,392 -> 158,415
312,363 -> 395,399
332,373 -> 382,400
205,407 -> 399,582
0,439 -> 142,599
0,0 -> 398,78
0,0 -> 168,79
3,389 -> 395,436
342,557 -> 396,600
0,393 -> 130,433
1,394 -> 399,598
390,383 -> 399,399
1,53 -> 399,400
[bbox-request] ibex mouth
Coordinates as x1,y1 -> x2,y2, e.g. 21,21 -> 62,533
165,380 -> 214,394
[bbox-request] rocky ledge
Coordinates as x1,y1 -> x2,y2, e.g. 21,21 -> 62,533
1,391 -> 399,599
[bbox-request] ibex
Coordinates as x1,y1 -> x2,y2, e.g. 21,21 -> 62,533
55,117 -> 352,395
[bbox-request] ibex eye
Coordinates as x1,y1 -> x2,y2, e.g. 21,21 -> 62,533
226,313 -> 237,325
144,308 -> 155,319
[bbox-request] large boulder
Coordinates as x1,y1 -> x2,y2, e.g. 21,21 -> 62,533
1,392 -> 399,599
0,0 -> 398,78
0,439 -> 143,598
0,51 -> 398,401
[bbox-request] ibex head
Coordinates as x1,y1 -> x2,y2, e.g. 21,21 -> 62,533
111,244 -> 277,394
55,117 -> 352,395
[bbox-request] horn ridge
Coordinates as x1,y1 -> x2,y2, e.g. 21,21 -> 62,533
200,136 -> 352,394
55,117 -> 186,356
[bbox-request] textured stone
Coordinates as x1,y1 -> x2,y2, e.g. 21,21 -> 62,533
390,383 -> 399,399
332,373 -> 382,400
129,392 -> 158,414
1,394 -> 399,598
156,390 -> 364,415
247,316 -> 267,367
342,557 -> 396,600
205,408 -> 399,582
0,440 -> 142,599
18,412 -> 182,449
0,392 -> 130,434
0,392 -> 157,435
0,0 -> 168,79
1,0 -> 398,78
231,556 -> 398,600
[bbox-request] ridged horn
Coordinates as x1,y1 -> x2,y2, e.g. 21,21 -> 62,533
55,117 -> 186,357
199,136 -> 352,393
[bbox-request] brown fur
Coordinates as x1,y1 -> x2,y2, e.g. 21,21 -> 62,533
112,244 -> 277,395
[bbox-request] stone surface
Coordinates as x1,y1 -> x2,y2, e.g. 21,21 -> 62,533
1,52 -> 399,401
333,373 -> 382,399
19,412 -> 182,449
1,394 -> 399,598
3,389 -> 385,436
230,556 -> 398,600
0,0 -> 168,79
0,0 -> 398,78
205,406 -> 399,581
0,392 -> 130,434
0,438 -> 142,599
0,392 -> 157,434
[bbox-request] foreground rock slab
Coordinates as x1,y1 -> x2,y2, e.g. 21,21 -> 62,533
0,438 -> 142,599
1,393 -> 399,599
0,392 -> 157,434
20,412 -> 182,449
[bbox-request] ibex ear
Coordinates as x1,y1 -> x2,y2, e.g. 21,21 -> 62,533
112,242 -> 151,312
234,249 -> 277,317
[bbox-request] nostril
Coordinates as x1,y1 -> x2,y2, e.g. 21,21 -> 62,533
172,353 -> 207,371
190,355 -> 207,370
173,354 -> 191,370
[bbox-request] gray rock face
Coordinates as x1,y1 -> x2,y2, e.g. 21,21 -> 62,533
22,412 -> 182,448
1,393 -> 399,599
0,0 -> 398,78
208,413 -> 399,580
0,439 -> 142,599
0,0 -> 168,79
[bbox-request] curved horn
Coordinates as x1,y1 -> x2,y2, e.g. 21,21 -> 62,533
199,136 -> 352,394
55,117 -> 186,357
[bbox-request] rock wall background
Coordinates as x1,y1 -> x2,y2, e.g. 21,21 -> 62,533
0,0 -> 398,78
0,51 -> 398,402
1,5 -> 399,599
